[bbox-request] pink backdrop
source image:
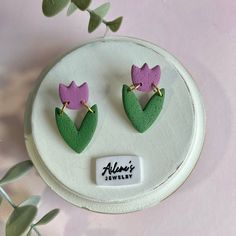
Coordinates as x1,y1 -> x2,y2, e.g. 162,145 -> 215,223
0,0 -> 235,235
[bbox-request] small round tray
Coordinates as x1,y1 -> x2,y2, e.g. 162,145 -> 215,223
25,36 -> 205,214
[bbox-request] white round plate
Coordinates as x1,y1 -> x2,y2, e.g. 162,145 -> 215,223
24,36 -> 205,214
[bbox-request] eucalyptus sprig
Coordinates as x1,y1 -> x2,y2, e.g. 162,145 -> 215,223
0,160 -> 60,236
42,0 -> 123,33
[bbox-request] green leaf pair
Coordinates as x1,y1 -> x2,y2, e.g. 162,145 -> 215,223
88,3 -> 122,33
55,104 -> 98,153
88,15 -> 123,33
6,206 -> 59,236
42,0 -> 92,16
87,2 -> 110,32
42,0 -> 123,33
122,85 -> 165,133
27,209 -> 60,236
0,161 -> 60,236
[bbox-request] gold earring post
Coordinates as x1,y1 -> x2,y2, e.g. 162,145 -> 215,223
152,84 -> 163,97
60,101 -> 69,114
81,101 -> 94,113
129,83 -> 141,91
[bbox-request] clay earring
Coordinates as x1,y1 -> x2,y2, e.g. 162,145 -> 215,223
122,63 -> 165,133
55,81 -> 98,153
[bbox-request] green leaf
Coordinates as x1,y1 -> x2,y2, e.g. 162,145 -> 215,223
72,0 -> 91,11
0,160 -> 33,186
106,16 -> 123,32
19,196 -> 40,207
67,2 -> 78,16
0,195 -> 2,205
55,105 -> 98,153
34,209 -> 59,226
42,0 -> 70,17
88,12 -> 102,33
122,85 -> 165,133
6,205 -> 37,236
93,2 -> 110,18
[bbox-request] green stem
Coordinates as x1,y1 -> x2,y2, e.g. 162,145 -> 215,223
87,8 -> 92,14
0,187 -> 17,208
103,25 -> 109,37
33,227 -> 40,236
28,225 -> 40,236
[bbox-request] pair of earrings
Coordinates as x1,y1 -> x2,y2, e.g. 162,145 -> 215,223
55,63 -> 165,153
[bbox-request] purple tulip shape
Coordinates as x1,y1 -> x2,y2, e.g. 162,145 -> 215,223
131,63 -> 161,92
59,81 -> 89,110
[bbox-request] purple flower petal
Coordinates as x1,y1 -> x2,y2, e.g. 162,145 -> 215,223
131,63 -> 161,92
59,81 -> 89,110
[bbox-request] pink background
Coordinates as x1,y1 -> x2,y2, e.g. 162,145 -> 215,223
0,0 -> 235,235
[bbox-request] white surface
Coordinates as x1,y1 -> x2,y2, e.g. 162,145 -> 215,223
1,1 -> 234,234
96,155 -> 141,186
25,37 -> 205,213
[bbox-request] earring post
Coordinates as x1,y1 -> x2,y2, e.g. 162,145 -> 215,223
60,101 -> 69,114
81,101 -> 94,113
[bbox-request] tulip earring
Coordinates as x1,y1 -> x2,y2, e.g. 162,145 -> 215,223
122,63 -> 165,133
55,81 -> 98,153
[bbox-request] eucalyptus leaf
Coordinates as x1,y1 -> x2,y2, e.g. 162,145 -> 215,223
88,12 -> 102,33
34,209 -> 59,226
106,16 -> 123,32
19,196 -> 40,207
42,0 -> 70,17
0,160 -> 33,186
0,195 -> 2,205
93,2 -> 110,18
72,0 -> 91,11
6,205 -> 37,236
67,2 -> 78,16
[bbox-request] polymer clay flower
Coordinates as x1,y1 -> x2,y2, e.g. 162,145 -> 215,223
56,81 -> 97,153
59,81 -> 88,110
122,63 -> 165,133
131,63 -> 161,92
